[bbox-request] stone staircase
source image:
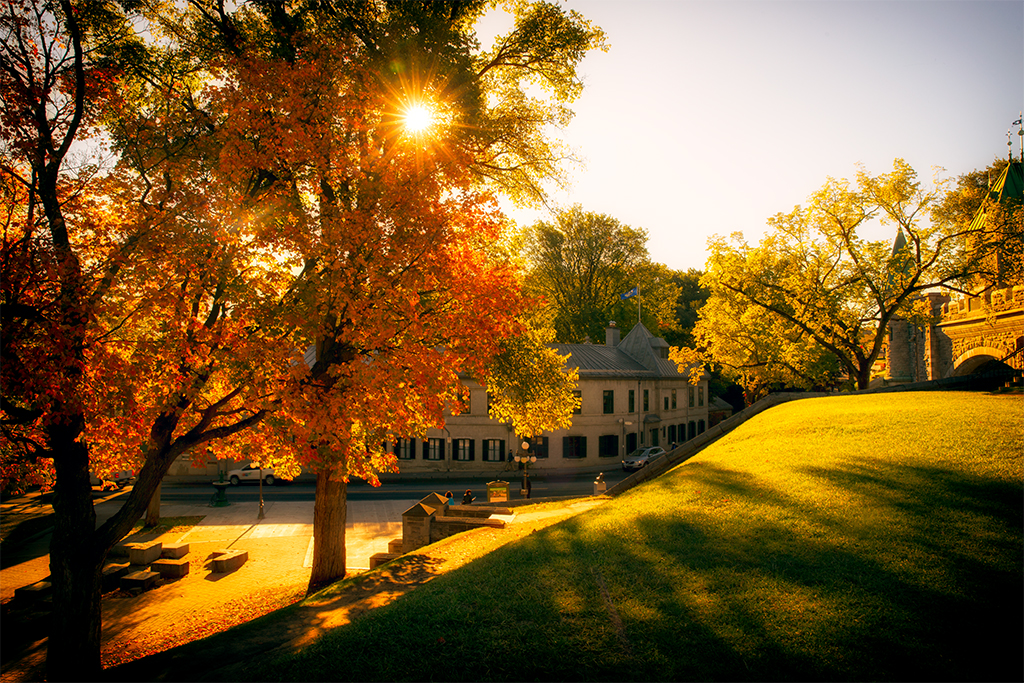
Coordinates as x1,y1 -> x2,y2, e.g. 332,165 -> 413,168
368,492 -> 515,569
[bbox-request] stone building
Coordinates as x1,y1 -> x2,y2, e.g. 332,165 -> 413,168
392,321 -> 709,474
167,321 -> 708,479
886,159 -> 1024,384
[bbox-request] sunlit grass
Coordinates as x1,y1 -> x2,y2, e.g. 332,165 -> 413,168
128,516 -> 205,538
248,392 -> 1021,681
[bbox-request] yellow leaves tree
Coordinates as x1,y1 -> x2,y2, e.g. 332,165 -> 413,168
690,159 -> 992,394
484,324 -> 580,440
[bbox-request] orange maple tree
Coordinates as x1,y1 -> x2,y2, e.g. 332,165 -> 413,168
203,46 -> 526,591
2,0 -> 601,677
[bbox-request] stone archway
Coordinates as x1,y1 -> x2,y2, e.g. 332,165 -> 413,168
952,346 -> 1005,376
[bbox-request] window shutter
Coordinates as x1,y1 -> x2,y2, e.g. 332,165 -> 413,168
581,436 -> 587,458
422,440 -> 429,459
499,440 -> 505,461
469,439 -> 475,461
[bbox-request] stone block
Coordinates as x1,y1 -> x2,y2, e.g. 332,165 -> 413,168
102,563 -> 131,592
369,552 -> 401,569
126,541 -> 163,566
14,579 -> 52,603
160,542 -> 189,559
211,549 -> 248,573
387,538 -> 404,554
151,557 -> 190,579
120,570 -> 159,591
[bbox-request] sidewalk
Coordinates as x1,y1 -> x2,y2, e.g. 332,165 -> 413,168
0,497 -> 416,682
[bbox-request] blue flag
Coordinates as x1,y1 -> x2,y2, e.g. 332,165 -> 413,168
620,286 -> 639,301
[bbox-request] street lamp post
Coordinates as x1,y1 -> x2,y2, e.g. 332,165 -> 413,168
513,440 -> 536,498
618,418 -> 633,458
258,465 -> 265,520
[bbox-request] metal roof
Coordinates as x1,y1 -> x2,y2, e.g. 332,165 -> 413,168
554,323 -> 683,379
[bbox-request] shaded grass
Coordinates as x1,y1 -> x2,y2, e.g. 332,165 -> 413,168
251,392 -> 1021,681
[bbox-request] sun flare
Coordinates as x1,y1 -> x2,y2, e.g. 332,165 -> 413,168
403,103 -> 434,133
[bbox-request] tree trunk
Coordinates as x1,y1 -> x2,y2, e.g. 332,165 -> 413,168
145,482 -> 161,527
856,365 -> 872,391
47,427 -> 104,682
307,468 -> 347,595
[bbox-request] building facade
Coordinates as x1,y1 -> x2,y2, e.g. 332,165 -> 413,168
166,321 -> 709,478
389,321 -> 709,474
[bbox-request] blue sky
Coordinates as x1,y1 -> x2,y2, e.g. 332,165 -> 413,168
480,1 -> 1024,271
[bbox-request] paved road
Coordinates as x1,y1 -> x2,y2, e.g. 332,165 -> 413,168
160,468 -> 632,504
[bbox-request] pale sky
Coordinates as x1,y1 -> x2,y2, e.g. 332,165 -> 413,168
479,0 -> 1024,272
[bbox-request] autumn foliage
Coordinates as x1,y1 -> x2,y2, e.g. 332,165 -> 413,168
2,0 -> 604,676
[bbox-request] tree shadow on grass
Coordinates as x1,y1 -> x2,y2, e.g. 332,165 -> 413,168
103,553 -> 446,682
104,461 -> 1023,682
376,460 -> 1022,681
577,460 -> 1023,681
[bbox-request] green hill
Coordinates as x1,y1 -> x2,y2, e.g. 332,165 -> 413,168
257,392 -> 1022,681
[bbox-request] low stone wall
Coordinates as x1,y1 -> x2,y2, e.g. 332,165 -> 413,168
606,391 -> 826,497
430,517 -> 504,544
607,373 -> 1023,499
401,495 -> 511,554
446,504 -> 512,518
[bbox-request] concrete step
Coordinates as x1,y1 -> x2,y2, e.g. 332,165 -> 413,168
120,570 -> 159,592
369,552 -> 402,569
151,557 -> 190,579
102,563 -> 131,592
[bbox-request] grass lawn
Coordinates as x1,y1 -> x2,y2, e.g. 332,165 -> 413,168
252,392 -> 1022,681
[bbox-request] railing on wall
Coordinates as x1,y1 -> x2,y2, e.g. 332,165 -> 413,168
1001,344 -> 1024,372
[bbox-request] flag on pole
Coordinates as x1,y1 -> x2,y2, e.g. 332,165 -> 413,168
620,286 -> 639,301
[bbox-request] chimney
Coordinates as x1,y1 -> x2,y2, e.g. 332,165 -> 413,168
605,321 -> 620,347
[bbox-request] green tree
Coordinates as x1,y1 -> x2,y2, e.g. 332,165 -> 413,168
662,268 -> 708,349
674,278 -> 843,403
691,158 -> 1007,393
524,205 -> 680,342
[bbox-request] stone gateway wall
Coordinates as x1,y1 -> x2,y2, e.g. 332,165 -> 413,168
887,286 -> 1024,385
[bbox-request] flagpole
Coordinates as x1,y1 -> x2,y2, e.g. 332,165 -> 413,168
637,284 -> 641,326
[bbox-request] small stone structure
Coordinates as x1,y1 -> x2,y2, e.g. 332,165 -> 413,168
151,557 -> 190,578
160,542 -> 190,559
398,493 -> 513,555
120,569 -> 159,591
118,539 -> 194,590
126,541 -> 163,566
211,549 -> 248,573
